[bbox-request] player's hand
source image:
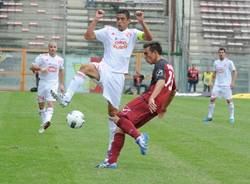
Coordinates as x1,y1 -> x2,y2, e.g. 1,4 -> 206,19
30,64 -> 40,73
109,116 -> 120,124
59,84 -> 65,93
40,67 -> 48,73
230,82 -> 235,89
30,68 -> 39,73
148,97 -> 157,113
95,10 -> 105,20
135,11 -> 144,24
158,112 -> 165,119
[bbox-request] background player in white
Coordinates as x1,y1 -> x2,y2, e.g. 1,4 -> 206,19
203,48 -> 237,124
30,41 -> 64,133
51,9 -> 152,157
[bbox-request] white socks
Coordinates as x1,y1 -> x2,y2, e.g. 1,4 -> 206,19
39,108 -> 46,124
64,71 -> 86,102
228,102 -> 234,119
107,118 -> 117,151
207,102 -> 234,119
104,118 -> 117,161
208,103 -> 215,118
39,107 -> 54,124
45,107 -> 54,123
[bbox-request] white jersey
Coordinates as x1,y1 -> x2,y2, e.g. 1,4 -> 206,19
213,58 -> 236,87
35,53 -> 64,82
94,26 -> 143,74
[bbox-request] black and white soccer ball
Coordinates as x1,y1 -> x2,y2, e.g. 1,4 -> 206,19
66,110 -> 85,128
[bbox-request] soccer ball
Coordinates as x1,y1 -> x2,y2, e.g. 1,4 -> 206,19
66,110 -> 85,128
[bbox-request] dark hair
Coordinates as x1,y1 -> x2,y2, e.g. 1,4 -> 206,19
143,41 -> 162,55
116,9 -> 130,19
218,47 -> 226,53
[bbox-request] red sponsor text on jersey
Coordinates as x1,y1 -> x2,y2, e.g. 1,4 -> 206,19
47,66 -> 57,72
113,40 -> 128,49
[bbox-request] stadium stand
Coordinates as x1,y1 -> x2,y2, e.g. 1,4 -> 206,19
0,0 -> 167,52
187,0 -> 250,93
0,0 -> 169,91
2,0 -> 250,93
0,0 -> 64,48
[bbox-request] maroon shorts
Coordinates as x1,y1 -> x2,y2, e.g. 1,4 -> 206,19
117,96 -> 157,129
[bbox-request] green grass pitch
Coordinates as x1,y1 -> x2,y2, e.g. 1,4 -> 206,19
0,92 -> 249,184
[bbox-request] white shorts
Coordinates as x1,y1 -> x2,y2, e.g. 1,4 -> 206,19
37,80 -> 58,103
93,62 -> 125,109
211,85 -> 232,100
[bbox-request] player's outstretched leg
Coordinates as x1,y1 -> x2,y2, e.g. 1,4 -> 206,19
136,133 -> 149,155
51,90 -> 69,107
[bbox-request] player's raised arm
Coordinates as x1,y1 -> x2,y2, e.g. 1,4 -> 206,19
135,11 -> 153,41
84,10 -> 105,40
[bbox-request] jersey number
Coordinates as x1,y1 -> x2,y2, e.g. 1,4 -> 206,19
165,64 -> 174,91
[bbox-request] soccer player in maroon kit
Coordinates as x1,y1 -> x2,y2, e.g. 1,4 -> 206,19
96,41 -> 176,168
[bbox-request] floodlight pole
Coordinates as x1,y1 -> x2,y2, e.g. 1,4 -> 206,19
168,0 -> 172,64
62,0 -> 67,58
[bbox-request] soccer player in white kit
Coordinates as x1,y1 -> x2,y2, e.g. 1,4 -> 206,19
30,41 -> 64,133
203,48 -> 237,124
51,9 -> 152,159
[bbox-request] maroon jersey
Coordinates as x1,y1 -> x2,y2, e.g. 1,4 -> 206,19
118,58 -> 175,127
141,59 -> 176,113
188,67 -> 199,81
